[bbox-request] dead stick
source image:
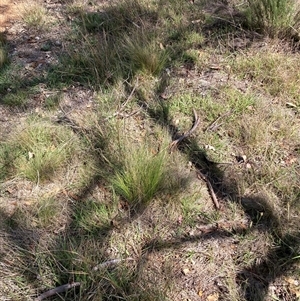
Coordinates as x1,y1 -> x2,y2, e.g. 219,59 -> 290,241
197,171 -> 220,210
105,81 -> 138,120
35,282 -> 81,301
170,109 -> 200,149
93,257 -> 134,271
205,110 -> 231,132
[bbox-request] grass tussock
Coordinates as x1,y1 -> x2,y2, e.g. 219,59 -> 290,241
112,140 -> 168,205
245,0 -> 300,37
21,2 -> 48,30
123,33 -> 168,76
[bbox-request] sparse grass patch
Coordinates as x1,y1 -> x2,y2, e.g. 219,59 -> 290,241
55,32 -> 122,88
181,196 -> 204,227
34,197 -> 65,229
1,89 -> 30,107
3,120 -> 77,182
0,143 -> 15,181
86,0 -> 157,33
224,98 -> 300,209
230,49 -> 300,103
43,92 -> 63,109
73,199 -> 115,235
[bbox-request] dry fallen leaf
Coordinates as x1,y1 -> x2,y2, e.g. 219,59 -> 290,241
207,293 -> 219,301
182,268 -> 190,275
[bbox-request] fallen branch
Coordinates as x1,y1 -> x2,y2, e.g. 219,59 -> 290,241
170,109 -> 200,150
93,257 -> 134,271
35,282 -> 81,301
197,171 -> 220,210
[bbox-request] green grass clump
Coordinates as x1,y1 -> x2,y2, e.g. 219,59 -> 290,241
112,142 -> 168,205
122,33 -> 167,76
245,0 -> 300,37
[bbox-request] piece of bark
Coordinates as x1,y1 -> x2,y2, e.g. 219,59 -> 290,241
170,109 -> 200,150
197,171 -> 220,210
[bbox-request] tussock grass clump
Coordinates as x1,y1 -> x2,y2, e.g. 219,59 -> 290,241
123,34 -> 168,76
112,141 -> 168,205
21,2 -> 47,30
85,0 -> 157,33
1,120 -> 77,182
245,0 -> 300,37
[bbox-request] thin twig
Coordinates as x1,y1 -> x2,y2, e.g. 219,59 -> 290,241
35,282 -> 81,301
170,109 -> 200,150
105,81 -> 138,120
205,110 -> 231,132
197,171 -> 220,210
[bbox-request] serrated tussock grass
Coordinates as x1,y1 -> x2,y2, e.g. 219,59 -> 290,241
21,1 -> 48,30
112,140 -> 168,205
245,0 -> 300,37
